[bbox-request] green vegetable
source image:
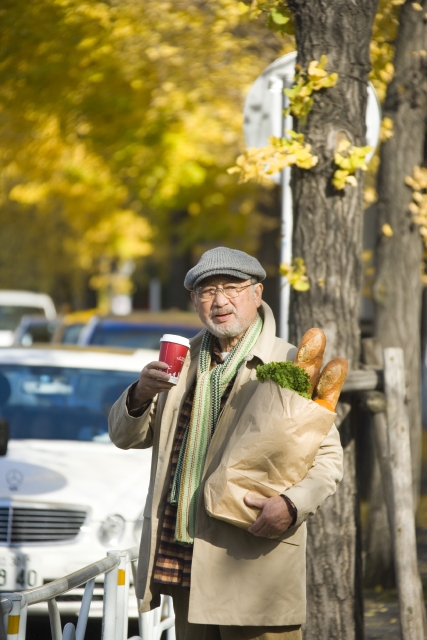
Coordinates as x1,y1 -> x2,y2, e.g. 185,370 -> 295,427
256,361 -> 311,399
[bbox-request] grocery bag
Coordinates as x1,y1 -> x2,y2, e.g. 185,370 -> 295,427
204,380 -> 336,530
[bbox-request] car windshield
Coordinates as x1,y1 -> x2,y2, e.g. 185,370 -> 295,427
0,364 -> 137,442
61,323 -> 85,344
89,325 -> 199,350
0,306 -> 46,331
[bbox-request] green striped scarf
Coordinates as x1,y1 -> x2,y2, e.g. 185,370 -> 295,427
171,314 -> 263,544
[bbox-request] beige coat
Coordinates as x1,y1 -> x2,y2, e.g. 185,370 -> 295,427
108,302 -> 343,626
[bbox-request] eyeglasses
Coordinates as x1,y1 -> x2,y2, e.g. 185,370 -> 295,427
194,283 -> 253,301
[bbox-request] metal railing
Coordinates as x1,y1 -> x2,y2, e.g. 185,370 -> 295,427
0,545 -> 175,640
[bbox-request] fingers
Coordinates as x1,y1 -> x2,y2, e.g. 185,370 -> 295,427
246,496 -> 291,539
146,361 -> 169,371
142,362 -> 171,384
248,514 -> 274,538
244,495 -> 268,509
131,361 -> 174,405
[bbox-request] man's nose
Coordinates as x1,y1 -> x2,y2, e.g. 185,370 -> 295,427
213,289 -> 229,305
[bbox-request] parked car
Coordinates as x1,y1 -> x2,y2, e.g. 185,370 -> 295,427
77,311 -> 203,350
52,309 -> 100,345
13,315 -> 60,346
0,344 -> 155,615
0,291 -> 56,347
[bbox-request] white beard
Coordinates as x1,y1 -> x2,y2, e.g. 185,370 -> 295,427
204,305 -> 255,339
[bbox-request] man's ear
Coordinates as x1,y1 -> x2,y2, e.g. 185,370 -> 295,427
190,291 -> 197,309
255,283 -> 263,307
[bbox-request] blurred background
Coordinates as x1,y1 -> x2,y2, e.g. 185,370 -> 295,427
0,0 -> 295,324
0,0 -> 401,346
1,1 -> 426,637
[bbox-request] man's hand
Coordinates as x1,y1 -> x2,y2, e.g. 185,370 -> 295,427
244,495 -> 293,539
128,361 -> 174,410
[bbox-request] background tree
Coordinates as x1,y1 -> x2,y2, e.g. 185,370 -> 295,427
365,0 -> 427,588
286,1 -> 378,637
0,0 -> 289,308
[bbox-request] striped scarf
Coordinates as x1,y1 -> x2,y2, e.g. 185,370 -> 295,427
171,314 -> 263,544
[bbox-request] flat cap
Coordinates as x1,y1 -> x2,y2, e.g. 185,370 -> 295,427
184,247 -> 266,291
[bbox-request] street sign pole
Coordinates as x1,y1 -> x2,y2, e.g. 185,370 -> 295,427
267,74 -> 293,341
280,98 -> 293,342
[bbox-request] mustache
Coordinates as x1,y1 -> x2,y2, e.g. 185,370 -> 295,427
210,305 -> 236,318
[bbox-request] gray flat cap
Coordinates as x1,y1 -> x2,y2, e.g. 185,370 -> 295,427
184,247 -> 266,291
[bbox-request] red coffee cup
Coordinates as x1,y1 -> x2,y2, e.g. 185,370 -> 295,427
159,334 -> 190,385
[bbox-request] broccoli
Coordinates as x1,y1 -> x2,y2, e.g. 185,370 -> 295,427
256,361 -> 311,399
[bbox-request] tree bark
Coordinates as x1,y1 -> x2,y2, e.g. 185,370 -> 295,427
286,1 -> 378,637
368,0 -> 427,587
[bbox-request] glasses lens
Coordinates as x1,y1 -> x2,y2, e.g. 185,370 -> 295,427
198,288 -> 215,300
223,286 -> 239,298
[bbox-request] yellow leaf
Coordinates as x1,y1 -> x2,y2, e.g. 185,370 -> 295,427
293,280 -> 310,291
380,117 -> 394,142
337,139 -> 351,154
346,175 -> 358,187
412,2 -> 423,10
382,223 -> 394,237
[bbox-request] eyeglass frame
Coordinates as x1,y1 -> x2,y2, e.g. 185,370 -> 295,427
193,281 -> 255,301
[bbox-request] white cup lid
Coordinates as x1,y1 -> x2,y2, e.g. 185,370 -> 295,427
160,334 -> 190,348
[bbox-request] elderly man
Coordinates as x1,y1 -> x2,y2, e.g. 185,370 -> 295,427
109,247 -> 343,640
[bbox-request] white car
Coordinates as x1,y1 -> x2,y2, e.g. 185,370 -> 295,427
0,291 -> 56,347
0,345 -> 155,615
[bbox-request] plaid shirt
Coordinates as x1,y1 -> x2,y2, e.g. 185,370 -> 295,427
153,342 -> 234,590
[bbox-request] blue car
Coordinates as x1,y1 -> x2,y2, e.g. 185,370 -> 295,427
77,313 -> 202,351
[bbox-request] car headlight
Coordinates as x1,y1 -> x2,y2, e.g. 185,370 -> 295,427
98,514 -> 125,547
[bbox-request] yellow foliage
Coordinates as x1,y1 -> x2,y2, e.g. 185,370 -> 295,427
382,223 -> 394,237
332,141 -> 373,190
228,132 -> 318,183
370,0 -> 403,102
380,117 -> 394,142
0,0 -> 279,301
244,1 -> 294,35
284,55 -> 338,124
280,258 -> 310,291
364,187 -> 378,206
406,166 -> 427,249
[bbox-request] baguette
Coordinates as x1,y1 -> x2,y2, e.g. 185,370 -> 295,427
313,357 -> 348,412
293,328 -> 326,394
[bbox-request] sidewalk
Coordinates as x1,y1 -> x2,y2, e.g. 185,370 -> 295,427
364,432 -> 427,639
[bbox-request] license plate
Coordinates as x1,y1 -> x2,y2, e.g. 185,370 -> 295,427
0,551 -> 43,591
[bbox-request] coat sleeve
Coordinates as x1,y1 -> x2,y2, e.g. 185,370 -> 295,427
108,386 -> 157,450
282,424 -> 343,527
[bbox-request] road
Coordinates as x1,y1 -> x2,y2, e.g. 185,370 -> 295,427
26,614 -> 141,639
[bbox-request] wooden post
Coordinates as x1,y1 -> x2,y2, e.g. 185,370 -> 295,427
383,347 -> 426,640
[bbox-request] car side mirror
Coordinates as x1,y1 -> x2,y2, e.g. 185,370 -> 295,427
0,419 -> 9,456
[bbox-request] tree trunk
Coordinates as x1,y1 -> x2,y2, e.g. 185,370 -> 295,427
286,1 -> 378,637
368,0 -> 427,586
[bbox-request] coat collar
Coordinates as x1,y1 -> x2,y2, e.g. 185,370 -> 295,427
249,301 -> 276,365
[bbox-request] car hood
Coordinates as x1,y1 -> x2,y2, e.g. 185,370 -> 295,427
0,331 -> 14,347
0,440 -> 152,520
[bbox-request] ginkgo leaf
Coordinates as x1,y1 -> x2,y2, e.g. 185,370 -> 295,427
346,175 -> 358,187
271,9 -> 290,24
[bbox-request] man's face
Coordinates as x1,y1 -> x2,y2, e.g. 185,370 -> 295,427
191,275 -> 263,340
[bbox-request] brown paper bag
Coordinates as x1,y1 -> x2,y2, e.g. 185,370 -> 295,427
204,380 -> 336,530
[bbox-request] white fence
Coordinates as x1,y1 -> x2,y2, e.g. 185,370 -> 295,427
0,545 -> 175,640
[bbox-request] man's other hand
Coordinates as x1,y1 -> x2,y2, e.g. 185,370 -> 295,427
244,495 -> 293,539
128,361 -> 174,410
